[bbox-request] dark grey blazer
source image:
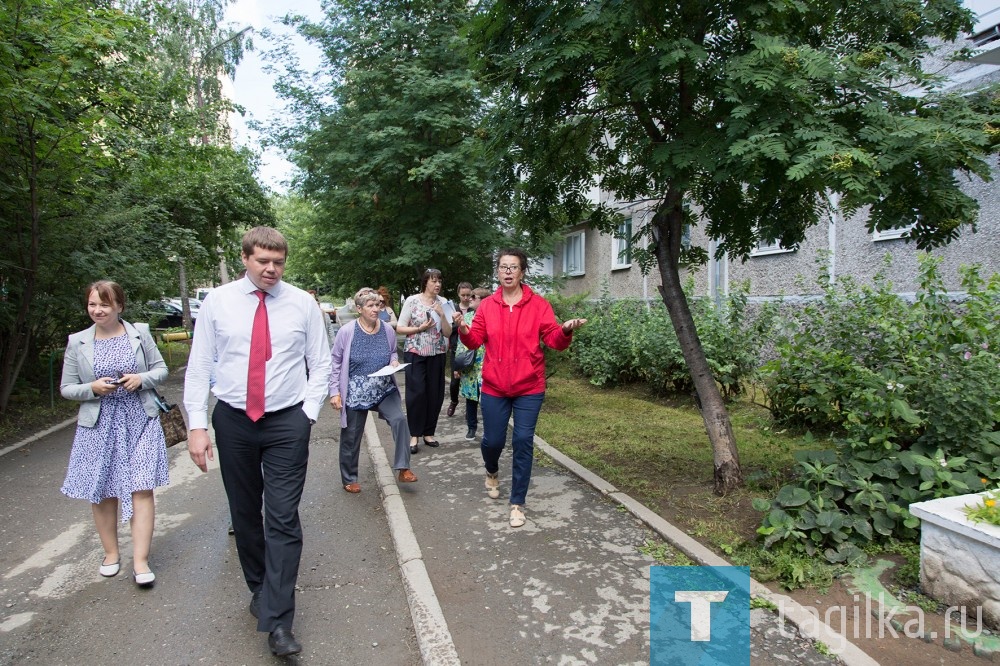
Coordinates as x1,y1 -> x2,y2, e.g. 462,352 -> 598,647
60,320 -> 168,427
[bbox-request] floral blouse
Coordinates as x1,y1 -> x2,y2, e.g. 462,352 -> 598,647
399,295 -> 448,356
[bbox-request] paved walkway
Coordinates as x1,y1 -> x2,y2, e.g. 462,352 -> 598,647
364,384 -> 872,665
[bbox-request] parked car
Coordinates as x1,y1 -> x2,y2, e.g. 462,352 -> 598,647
166,297 -> 200,319
146,300 -> 185,329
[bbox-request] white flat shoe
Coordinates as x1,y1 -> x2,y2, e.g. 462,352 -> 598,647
133,570 -> 155,587
99,560 -> 120,577
509,505 -> 526,528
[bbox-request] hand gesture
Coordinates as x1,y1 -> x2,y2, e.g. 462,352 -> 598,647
561,318 -> 588,334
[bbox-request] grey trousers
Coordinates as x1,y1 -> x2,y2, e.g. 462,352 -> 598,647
340,390 -> 411,484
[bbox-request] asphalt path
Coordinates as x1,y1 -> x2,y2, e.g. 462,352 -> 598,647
1,366 -> 869,665
0,371 -> 418,665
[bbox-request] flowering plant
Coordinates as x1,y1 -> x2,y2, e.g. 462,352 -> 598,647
964,479 -> 1000,527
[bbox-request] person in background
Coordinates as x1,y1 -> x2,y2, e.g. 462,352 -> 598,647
60,280 -> 169,587
447,281 -> 474,417
328,288 -> 416,493
376,285 -> 398,329
397,268 -> 452,454
453,287 -> 489,441
454,249 -> 586,529
309,289 -> 337,347
184,227 -> 332,657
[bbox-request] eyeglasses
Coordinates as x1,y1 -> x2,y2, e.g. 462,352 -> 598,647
498,265 -> 521,273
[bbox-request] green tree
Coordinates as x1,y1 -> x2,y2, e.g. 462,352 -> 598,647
0,0 -> 156,413
468,0 -> 1000,492
0,0 -> 269,414
272,0 -> 501,296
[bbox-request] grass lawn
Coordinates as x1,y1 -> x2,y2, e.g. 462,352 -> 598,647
536,355 -> 841,586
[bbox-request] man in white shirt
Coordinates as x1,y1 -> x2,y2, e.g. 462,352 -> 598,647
184,227 -> 332,657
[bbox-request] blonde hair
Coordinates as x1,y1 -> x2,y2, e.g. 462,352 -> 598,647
353,287 -> 379,309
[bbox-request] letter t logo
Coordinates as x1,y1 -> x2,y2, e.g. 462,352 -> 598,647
674,591 -> 729,641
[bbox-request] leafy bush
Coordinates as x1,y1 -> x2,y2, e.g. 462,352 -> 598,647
565,281 -> 775,398
757,254 -> 1000,562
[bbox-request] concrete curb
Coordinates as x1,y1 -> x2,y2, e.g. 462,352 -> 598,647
535,436 -> 880,666
363,415 -> 461,666
0,417 -> 76,459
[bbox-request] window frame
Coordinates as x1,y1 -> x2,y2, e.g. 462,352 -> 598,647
563,231 -> 586,276
750,238 -> 794,257
872,223 -> 914,242
611,217 -> 632,270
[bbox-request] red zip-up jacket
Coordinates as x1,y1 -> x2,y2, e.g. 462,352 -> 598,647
458,284 -> 573,398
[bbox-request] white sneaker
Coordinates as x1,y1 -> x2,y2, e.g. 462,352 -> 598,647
485,472 -> 500,499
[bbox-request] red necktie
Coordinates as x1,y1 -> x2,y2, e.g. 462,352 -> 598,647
246,290 -> 271,422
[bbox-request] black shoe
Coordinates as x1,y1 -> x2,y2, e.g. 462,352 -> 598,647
249,591 -> 260,619
228,523 -> 235,536
465,428 -> 476,441
268,627 -> 302,657
423,438 -> 440,448
410,444 -> 418,454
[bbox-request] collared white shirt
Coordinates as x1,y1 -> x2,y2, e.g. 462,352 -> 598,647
183,277 -> 332,429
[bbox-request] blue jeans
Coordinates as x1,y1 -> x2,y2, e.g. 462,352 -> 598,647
480,392 -> 545,506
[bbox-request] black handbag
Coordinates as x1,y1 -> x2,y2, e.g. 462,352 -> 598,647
452,347 -> 476,372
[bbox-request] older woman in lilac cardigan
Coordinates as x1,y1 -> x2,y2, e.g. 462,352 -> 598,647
328,288 -> 416,493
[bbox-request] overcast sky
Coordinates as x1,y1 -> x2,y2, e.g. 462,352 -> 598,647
223,0 -> 325,192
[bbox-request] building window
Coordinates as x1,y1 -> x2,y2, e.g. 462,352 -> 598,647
563,231 -> 585,276
612,218 -> 632,270
750,238 -> 794,257
872,223 -> 914,242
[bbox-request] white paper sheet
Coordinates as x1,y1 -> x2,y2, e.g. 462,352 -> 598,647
367,363 -> 410,377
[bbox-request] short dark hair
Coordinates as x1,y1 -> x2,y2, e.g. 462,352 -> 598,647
241,227 -> 288,258
496,248 -> 528,272
420,268 -> 443,292
86,280 -> 126,311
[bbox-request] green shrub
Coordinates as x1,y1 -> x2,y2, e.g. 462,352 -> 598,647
566,281 -> 775,398
757,254 -> 1000,562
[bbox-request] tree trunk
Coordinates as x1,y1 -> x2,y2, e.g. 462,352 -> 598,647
651,199 -> 743,495
179,258 -> 192,330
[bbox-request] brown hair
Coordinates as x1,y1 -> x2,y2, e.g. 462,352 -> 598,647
377,286 -> 392,305
496,248 -> 528,272
472,287 -> 490,300
420,268 -> 443,292
241,227 -> 288,257
86,280 -> 126,311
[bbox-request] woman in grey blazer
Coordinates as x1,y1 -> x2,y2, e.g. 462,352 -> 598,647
60,280 -> 169,587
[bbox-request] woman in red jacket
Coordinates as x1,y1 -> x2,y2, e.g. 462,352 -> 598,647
454,249 -> 586,528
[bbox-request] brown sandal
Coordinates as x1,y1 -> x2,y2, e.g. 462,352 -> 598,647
343,483 -> 361,493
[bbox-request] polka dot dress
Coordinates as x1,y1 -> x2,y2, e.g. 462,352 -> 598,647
60,333 -> 169,522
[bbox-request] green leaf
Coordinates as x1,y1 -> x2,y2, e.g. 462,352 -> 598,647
776,486 -> 812,507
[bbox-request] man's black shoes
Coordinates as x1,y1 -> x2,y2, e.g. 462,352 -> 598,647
249,591 -> 260,619
268,627 -> 302,656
